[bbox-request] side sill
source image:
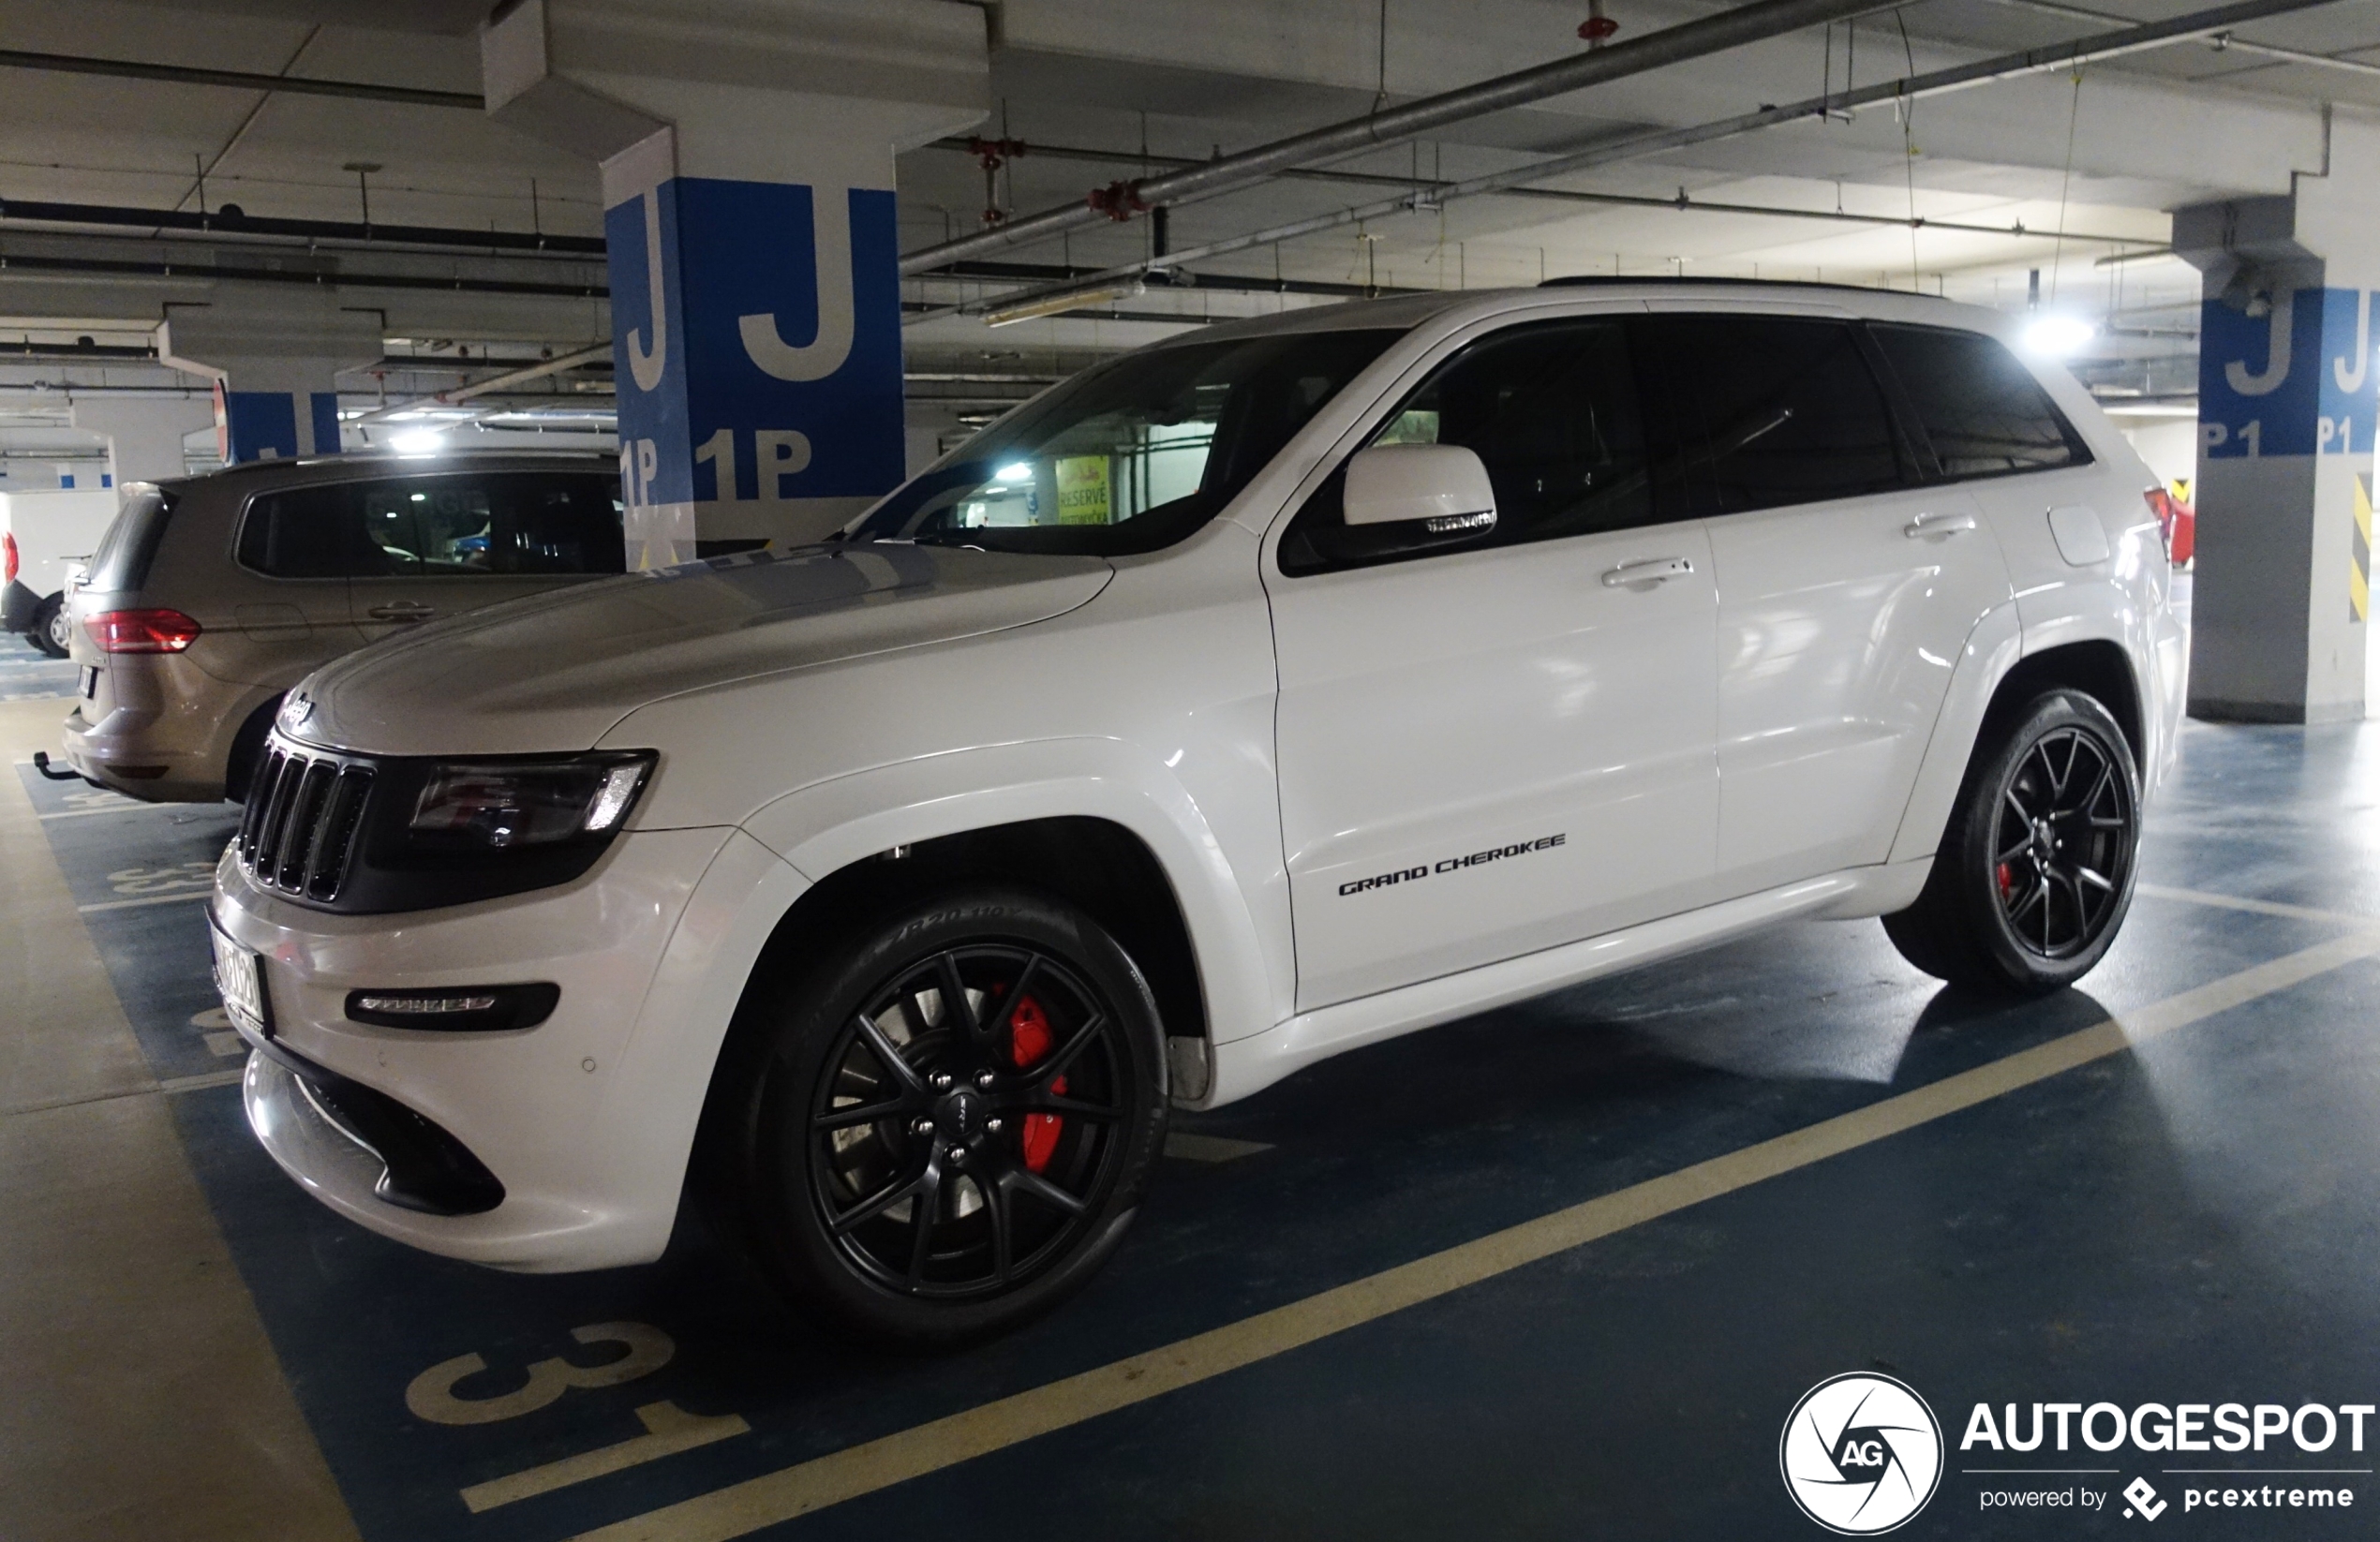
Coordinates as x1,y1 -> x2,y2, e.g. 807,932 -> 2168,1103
1198,858 -> 1931,1108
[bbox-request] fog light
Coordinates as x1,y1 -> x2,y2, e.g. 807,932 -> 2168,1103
344,983 -> 559,1031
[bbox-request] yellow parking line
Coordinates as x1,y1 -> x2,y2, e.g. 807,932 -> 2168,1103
572,928 -> 2380,1542
463,1402 -> 751,1513
2135,882 -> 2373,928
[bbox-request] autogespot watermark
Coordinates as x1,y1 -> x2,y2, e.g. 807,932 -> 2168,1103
1780,1373 -> 1946,1534
1783,1377 -> 2377,1531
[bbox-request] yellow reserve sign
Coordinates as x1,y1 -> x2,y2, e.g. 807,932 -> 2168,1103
1055,456 -> 1112,525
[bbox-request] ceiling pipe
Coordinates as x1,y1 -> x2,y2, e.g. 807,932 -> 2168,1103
900,0 -> 1915,276
0,48 -> 484,109
352,341 -> 612,424
1988,0 -> 2380,76
970,0 -> 2344,316
0,196 -> 602,257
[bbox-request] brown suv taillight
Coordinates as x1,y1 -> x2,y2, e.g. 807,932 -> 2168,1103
89,608 -> 202,653
2,530 -> 16,584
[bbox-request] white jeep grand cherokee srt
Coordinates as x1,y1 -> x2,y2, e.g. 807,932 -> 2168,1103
212,282 -> 2183,1345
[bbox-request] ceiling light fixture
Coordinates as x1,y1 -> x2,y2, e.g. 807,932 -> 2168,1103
2021,314 -> 2097,358
981,279 -> 1147,328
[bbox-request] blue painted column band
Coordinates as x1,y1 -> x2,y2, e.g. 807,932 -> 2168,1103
219,389 -> 344,462
605,176 -> 904,561
222,392 -> 301,463
2200,287 -> 2378,461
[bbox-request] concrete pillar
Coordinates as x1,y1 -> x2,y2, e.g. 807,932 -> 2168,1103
482,0 -> 989,568
67,398 -> 216,487
155,300 -> 381,464
2177,111 -> 2380,723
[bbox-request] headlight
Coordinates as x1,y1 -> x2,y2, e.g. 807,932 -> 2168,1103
408,752 -> 655,852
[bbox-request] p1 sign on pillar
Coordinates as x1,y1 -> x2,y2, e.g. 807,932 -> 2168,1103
608,173 -> 903,568
2200,287 -> 2378,461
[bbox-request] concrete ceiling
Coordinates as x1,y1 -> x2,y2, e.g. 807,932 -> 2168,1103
0,0 -> 2369,435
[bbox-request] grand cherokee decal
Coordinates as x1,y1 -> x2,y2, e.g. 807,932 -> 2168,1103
1337,833 -> 1567,897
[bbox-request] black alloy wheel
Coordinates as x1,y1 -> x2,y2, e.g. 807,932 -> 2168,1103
709,888 -> 1168,1347
813,943 -> 1131,1297
1883,689 -> 2140,995
1988,724 -> 2131,959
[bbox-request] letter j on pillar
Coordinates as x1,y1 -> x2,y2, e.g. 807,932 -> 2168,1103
606,171 -> 904,546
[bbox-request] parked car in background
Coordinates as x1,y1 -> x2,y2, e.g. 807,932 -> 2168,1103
61,452 -> 625,802
212,282 -> 2183,1347
3,486 -> 120,657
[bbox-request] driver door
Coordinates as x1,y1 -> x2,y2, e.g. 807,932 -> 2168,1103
1266,318 -> 1722,1010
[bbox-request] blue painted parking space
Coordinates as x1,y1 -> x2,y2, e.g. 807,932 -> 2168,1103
17,720 -> 2379,1540
0,645 -> 76,703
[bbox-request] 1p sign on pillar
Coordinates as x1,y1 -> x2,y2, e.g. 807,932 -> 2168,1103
604,131 -> 904,570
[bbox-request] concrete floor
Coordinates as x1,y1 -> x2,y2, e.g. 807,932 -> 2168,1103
6,626 -> 2379,1541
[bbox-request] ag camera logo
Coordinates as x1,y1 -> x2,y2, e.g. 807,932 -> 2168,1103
1781,1372 -> 1945,1534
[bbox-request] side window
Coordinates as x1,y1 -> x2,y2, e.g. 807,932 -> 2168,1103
1639,316 -> 1909,516
1280,319 -> 1653,573
497,475 -> 628,573
235,485 -> 382,578
1870,324 -> 2090,479
361,481 -> 495,574
243,474 -> 626,579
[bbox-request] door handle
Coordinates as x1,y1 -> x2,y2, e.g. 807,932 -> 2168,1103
366,601 -> 437,622
1904,512 -> 1978,540
1600,556 -> 1695,587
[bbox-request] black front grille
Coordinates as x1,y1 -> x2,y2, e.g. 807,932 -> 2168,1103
237,741 -> 375,902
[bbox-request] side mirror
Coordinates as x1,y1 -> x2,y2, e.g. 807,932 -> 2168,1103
1342,444 -> 1497,533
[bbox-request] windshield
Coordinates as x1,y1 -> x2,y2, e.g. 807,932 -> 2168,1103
849,327 -> 1402,556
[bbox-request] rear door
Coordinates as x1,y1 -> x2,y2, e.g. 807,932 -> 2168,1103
1638,311 -> 2012,891
1267,316 -> 1721,1009
348,469 -> 625,642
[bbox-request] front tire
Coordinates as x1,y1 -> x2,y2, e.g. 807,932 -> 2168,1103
706,887 -> 1168,1348
1884,689 -> 2141,995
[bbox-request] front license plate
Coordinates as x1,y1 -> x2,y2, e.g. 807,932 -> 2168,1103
208,916 -> 271,1043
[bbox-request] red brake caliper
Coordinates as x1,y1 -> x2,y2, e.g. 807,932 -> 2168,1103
1997,861 -> 2015,897
1005,992 -> 1065,1173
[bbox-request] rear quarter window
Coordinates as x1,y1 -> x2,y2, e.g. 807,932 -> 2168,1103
83,488 -> 178,592
1870,323 -> 2091,479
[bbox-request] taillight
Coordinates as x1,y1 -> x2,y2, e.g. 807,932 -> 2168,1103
2143,486 -> 2194,565
89,608 -> 201,653
2143,488 -> 2176,561
2,530 -> 16,585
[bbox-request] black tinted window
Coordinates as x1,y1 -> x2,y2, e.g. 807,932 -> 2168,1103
1280,319 -> 1652,572
1871,324 -> 2087,478
240,472 -> 625,578
1642,316 -> 1907,515
85,488 -> 176,591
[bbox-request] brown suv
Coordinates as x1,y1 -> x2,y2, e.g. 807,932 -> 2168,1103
60,452 -> 624,802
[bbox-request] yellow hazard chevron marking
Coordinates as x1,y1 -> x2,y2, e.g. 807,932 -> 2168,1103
2354,471 -> 2372,625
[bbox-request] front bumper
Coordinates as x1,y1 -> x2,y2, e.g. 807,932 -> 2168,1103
215,822 -> 783,1271
2,578 -> 41,632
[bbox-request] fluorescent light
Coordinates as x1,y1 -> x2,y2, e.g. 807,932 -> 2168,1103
389,429 -> 446,454
982,279 -> 1146,327
2022,314 -> 2097,358
992,462 -> 1033,482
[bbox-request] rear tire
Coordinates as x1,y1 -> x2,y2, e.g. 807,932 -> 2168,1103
1883,689 -> 2140,996
28,596 -> 68,658
704,886 -> 1168,1349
